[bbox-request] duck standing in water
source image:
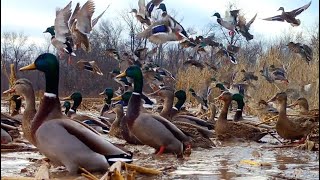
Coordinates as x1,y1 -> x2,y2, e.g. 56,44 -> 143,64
19,53 -> 132,174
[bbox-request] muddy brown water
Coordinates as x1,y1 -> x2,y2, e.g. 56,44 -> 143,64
1,101 -> 319,179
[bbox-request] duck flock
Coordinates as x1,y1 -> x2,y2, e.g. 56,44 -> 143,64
1,0 -> 319,177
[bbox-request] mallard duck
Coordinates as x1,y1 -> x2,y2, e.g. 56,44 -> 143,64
76,60 -> 103,76
260,62 -> 289,90
240,69 -> 258,82
136,14 -> 188,44
1,128 -> 12,144
7,95 -> 22,117
212,11 -> 238,32
43,2 -> 75,63
232,93 -> 245,122
236,13 -> 257,41
62,92 -> 111,130
287,42 -> 313,64
214,91 -> 268,141
267,92 -> 317,142
114,66 -> 191,157
108,104 -> 125,139
256,100 -> 279,122
19,53 -> 132,174
151,87 -> 215,148
130,0 -> 152,26
262,1 -> 311,26
214,45 -> 237,64
288,97 -> 319,120
3,79 -> 37,145
99,88 -> 116,121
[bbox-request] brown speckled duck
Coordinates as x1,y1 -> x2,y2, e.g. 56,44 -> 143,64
150,87 -> 215,148
215,91 -> 268,142
3,79 -> 37,145
19,53 -> 132,174
267,92 -> 317,142
288,97 -> 318,121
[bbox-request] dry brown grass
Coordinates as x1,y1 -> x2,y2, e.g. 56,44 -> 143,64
176,42 -> 319,109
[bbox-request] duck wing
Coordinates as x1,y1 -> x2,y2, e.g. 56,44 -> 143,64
76,0 -> 95,35
289,1 -> 311,17
54,1 -> 72,42
69,2 -> 80,29
92,6 -> 108,28
247,13 -> 257,28
138,0 -> 147,18
263,15 -> 284,22
151,114 -> 190,143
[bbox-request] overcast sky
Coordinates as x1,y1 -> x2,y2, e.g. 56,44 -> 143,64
1,0 -> 319,45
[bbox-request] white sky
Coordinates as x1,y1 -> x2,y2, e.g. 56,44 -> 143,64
1,0 -> 319,45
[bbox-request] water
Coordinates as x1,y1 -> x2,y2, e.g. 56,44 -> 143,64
1,100 -> 319,179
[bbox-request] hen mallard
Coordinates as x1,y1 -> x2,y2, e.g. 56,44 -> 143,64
263,1 -> 311,26
108,104 -> 125,139
150,87 -> 215,148
3,79 -> 37,145
76,60 -> 103,76
288,97 -> 319,121
260,62 -> 289,90
287,42 -> 313,64
240,69 -> 258,82
114,66 -> 191,157
215,91 -> 268,141
267,92 -> 317,142
130,0 -> 152,26
19,53 -> 132,174
255,100 -> 279,122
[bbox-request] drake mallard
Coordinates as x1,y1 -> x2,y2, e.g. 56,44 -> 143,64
287,42 -> 313,64
236,13 -> 257,41
267,92 -> 317,142
3,79 -> 37,145
19,53 -> 132,174
288,97 -> 319,121
99,88 -> 116,121
150,87 -> 215,148
215,91 -> 268,141
114,66 -> 191,157
76,60 -> 103,76
262,1 -> 311,26
212,11 -> 239,32
136,14 -> 188,44
62,92 -> 111,130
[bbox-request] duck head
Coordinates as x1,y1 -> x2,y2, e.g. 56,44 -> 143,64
20,53 -> 59,95
43,26 -> 55,36
277,7 -> 285,12
3,79 -> 33,100
100,88 -> 114,104
267,92 -> 287,104
116,66 -> 143,93
174,90 -> 186,110
215,91 -> 233,103
111,91 -> 133,105
62,101 -> 71,115
212,12 -> 221,19
62,92 -> 82,111
288,97 -> 309,109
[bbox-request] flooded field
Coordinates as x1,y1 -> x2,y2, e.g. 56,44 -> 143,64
1,100 -> 319,179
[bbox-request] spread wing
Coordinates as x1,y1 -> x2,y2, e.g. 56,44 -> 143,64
289,1 -> 312,16
54,1 -> 72,42
76,0 -> 95,34
247,13 -> 257,27
92,5 -> 109,28
69,2 -> 80,29
138,0 -> 146,18
263,15 -> 285,22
